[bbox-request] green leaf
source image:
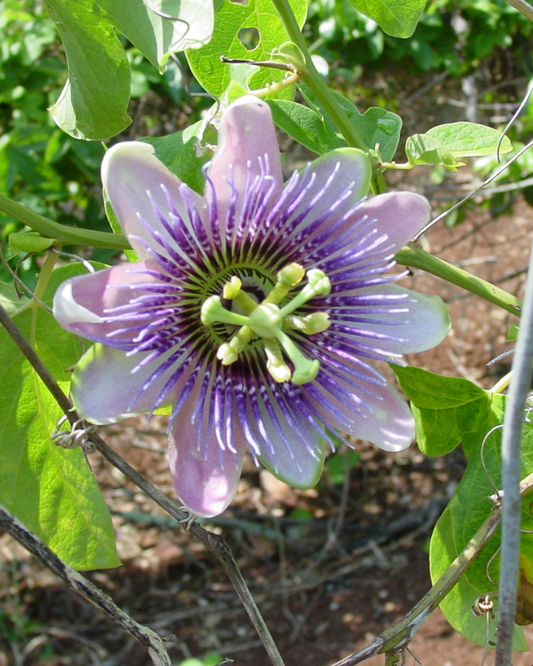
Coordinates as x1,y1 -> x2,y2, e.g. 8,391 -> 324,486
405,133 -> 462,171
186,0 -> 307,99
393,366 -> 488,456
426,122 -> 513,158
9,231 -> 55,254
405,123 -> 512,170
326,450 -> 360,485
0,265 -> 119,570
348,0 -> 426,38
267,100 -> 340,155
0,282 -> 31,317
95,0 -> 214,70
141,120 -> 214,193
429,393 -> 532,650
354,107 -> 402,162
45,0 -> 132,140
299,86 -> 401,161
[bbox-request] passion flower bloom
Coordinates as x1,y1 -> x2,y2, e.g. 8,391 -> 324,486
53,96 -> 450,517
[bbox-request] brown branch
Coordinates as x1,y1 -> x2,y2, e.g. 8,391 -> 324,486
0,503 -> 172,666
0,301 -> 285,666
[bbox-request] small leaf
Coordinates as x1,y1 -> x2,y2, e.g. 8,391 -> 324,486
326,451 -> 360,485
186,0 -> 307,99
426,122 -> 513,158
393,366 -> 488,456
141,120 -> 214,193
508,324 -> 520,342
348,0 -> 426,38
299,86 -> 401,161
9,231 -> 55,254
45,0 -> 131,140
405,133 -> 462,170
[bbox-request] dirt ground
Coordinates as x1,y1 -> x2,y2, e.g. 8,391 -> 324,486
2,72 -> 533,666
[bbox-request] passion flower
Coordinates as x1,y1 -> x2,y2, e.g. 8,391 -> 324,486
53,96 -> 450,517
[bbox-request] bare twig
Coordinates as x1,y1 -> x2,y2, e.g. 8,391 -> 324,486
328,472 -> 533,666
494,235 -> 533,666
0,301 -> 286,666
0,503 -> 172,666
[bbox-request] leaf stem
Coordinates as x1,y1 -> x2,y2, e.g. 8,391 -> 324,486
494,234 -> 533,665
395,243 -> 522,316
0,193 -> 129,251
269,0 -> 368,154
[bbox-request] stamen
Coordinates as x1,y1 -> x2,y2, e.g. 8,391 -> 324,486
201,264 -> 332,385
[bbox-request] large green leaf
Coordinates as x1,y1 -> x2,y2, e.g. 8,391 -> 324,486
395,366 -> 531,648
45,0 -> 132,140
46,0 -> 213,139
0,264 -> 119,570
430,393 -> 532,650
96,0 -> 214,70
186,0 -> 307,99
349,0 -> 426,38
426,122 -> 513,158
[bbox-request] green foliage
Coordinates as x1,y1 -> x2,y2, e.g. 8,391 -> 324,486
306,0 -> 533,76
429,392 -> 533,650
349,0 -> 426,38
186,0 -> 307,100
44,0 -> 214,139
0,0 -> 114,285
178,653 -> 224,666
393,366 -> 488,456
298,84 -> 402,161
326,450 -> 360,485
0,265 -> 119,570
141,120 -> 215,193
395,366 -> 533,648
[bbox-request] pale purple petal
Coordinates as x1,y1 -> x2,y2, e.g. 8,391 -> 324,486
70,345 -> 183,424
265,149 -> 372,259
245,380 -> 326,488
329,284 -> 451,354
308,374 -> 415,452
168,374 -> 248,517
102,142 -> 208,259
363,191 -> 431,251
53,262 -> 160,340
206,96 -> 284,231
